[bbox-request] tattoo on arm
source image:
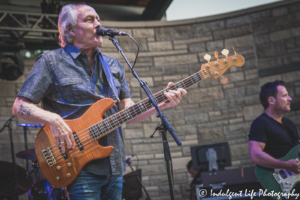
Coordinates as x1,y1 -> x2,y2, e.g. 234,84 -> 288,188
18,105 -> 33,116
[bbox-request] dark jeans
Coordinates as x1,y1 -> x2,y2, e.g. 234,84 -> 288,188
67,170 -> 123,200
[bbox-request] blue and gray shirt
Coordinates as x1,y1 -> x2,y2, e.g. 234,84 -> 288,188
18,44 -> 132,175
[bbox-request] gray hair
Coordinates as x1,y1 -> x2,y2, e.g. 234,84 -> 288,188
58,3 -> 86,47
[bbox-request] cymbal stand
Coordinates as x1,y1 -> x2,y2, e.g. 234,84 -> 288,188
0,116 -> 19,200
18,124 -> 43,170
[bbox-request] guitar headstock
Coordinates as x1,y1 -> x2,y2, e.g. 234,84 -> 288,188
200,48 -> 245,84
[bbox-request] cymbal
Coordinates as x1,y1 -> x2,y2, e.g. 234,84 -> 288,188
0,161 -> 32,196
16,149 -> 36,160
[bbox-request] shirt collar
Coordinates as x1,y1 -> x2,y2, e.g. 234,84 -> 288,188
64,44 -> 101,59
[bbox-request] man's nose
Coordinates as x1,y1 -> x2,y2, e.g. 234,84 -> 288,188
94,21 -> 101,28
288,95 -> 292,101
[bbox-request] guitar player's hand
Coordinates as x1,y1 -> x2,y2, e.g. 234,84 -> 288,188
49,114 -> 76,153
12,97 -> 75,153
161,82 -> 187,109
285,159 -> 300,173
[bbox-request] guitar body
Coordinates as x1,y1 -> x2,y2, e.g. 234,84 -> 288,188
35,98 -> 115,188
256,146 -> 300,199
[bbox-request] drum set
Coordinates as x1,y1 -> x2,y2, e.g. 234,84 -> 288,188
1,149 -> 69,200
0,121 -> 69,200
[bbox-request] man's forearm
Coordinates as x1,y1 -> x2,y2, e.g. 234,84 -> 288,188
250,149 -> 287,169
13,97 -> 58,125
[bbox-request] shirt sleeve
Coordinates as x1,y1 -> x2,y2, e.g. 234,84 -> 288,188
248,118 -> 268,143
17,54 -> 53,104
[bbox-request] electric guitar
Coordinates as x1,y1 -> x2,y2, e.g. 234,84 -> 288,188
34,50 -> 245,187
256,146 -> 300,199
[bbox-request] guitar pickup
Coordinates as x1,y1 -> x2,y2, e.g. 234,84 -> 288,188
59,146 -> 68,160
73,132 -> 84,151
273,173 -> 282,184
279,170 -> 287,179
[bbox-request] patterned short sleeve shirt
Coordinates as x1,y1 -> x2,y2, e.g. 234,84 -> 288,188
18,45 -> 132,175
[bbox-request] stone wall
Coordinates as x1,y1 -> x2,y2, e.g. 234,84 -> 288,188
1,0 -> 300,199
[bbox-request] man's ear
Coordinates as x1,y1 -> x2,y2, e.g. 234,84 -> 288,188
66,24 -> 75,36
268,96 -> 275,105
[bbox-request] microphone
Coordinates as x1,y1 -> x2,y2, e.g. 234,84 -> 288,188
96,27 -> 127,37
125,154 -> 134,163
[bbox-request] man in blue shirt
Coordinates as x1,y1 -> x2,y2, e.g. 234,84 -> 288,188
12,3 -> 187,200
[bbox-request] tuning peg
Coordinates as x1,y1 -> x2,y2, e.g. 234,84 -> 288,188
204,54 -> 211,63
233,46 -> 236,55
221,49 -> 229,58
214,51 -> 219,60
220,75 -> 228,84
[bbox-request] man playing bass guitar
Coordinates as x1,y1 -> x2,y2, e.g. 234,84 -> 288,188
12,3 -> 187,200
248,80 -> 300,197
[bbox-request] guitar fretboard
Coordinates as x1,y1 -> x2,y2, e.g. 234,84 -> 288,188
88,70 -> 206,139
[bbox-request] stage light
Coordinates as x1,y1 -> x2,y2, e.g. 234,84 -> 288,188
0,41 -> 24,81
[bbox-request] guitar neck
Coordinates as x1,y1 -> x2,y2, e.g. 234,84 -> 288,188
89,70 -> 206,139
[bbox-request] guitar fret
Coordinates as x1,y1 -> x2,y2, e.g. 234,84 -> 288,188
90,66 -> 210,140
185,77 -> 193,87
129,106 -> 137,118
177,82 -> 184,89
116,113 -> 124,124
126,110 -> 131,119
193,74 -> 200,82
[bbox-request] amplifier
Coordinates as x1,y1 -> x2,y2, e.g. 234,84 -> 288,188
195,167 -> 263,200
201,167 -> 257,187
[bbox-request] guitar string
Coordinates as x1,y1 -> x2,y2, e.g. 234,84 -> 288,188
48,66 -> 216,161
49,80 -> 192,159
48,70 -> 207,160
50,65 -> 224,162
48,65 -> 218,160
48,68 -> 207,153
46,61 -> 232,161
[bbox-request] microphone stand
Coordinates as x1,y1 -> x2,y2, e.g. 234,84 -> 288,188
126,161 -> 151,200
0,116 -> 19,200
109,36 -> 182,200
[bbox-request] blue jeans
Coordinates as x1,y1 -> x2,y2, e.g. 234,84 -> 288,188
67,170 -> 123,200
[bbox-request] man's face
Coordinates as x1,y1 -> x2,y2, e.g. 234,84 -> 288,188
72,5 -> 103,50
273,85 -> 292,113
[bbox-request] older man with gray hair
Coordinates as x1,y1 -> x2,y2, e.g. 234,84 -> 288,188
12,3 -> 187,200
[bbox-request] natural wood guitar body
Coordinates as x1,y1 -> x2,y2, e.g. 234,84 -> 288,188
35,98 -> 115,188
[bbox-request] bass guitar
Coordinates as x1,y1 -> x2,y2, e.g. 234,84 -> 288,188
35,50 -> 245,187
256,146 -> 300,199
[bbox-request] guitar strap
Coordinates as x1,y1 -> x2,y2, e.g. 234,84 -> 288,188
98,53 -> 120,102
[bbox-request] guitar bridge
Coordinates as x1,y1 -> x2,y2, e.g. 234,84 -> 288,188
273,173 -> 282,184
42,147 -> 57,167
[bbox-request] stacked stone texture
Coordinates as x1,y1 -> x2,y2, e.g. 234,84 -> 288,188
1,1 -> 300,200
